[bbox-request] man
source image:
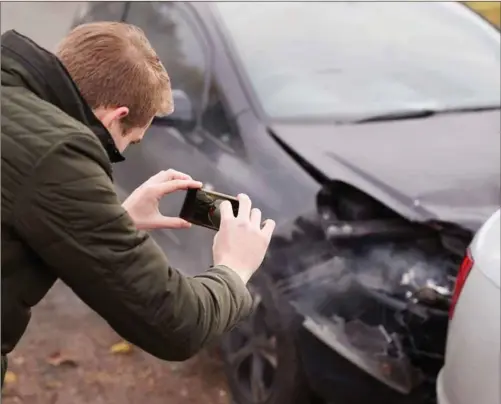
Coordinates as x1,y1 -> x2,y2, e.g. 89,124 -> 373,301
1,22 -> 276,384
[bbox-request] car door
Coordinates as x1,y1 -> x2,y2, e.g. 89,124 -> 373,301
113,2 -> 230,275
121,2 -> 305,273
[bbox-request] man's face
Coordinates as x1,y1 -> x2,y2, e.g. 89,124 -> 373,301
93,106 -> 153,153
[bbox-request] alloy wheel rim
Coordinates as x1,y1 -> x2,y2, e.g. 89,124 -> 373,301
225,287 -> 279,403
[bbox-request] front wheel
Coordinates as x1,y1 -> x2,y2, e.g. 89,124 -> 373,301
220,273 -> 315,404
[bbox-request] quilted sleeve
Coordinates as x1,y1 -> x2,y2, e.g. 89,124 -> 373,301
13,132 -> 253,361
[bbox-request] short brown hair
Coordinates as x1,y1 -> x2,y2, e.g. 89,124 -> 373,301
56,22 -> 173,130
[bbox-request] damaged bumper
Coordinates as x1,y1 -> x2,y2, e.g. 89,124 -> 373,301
266,213 -> 458,400
301,313 -> 420,395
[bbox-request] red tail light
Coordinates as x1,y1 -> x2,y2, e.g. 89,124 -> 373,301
449,249 -> 474,319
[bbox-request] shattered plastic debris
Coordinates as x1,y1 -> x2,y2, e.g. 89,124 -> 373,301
400,268 -> 453,306
349,244 -> 455,309
300,311 -> 423,394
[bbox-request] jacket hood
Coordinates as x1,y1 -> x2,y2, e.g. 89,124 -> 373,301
1,30 -> 124,163
270,110 -> 501,232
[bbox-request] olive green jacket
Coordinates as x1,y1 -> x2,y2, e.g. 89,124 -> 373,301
1,31 -> 252,367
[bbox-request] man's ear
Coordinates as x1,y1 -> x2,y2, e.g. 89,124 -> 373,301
99,106 -> 129,128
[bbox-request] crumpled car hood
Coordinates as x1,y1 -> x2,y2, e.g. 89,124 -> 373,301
270,110 -> 501,232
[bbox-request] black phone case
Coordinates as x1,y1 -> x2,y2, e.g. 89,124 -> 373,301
179,188 -> 240,231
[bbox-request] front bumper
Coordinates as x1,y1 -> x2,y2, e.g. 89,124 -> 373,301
278,260 -> 446,404
266,215 -> 450,403
296,326 -> 436,404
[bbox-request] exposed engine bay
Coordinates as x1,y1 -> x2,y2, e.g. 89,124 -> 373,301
266,181 -> 471,395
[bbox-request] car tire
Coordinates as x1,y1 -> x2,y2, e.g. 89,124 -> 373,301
220,272 -> 316,404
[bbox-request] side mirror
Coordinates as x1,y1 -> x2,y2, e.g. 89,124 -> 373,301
154,89 -> 195,130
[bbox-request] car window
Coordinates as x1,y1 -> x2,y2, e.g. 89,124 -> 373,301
202,83 -> 242,152
215,2 -> 501,121
126,2 -> 207,112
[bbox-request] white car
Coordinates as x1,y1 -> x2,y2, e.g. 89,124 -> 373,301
437,209 -> 500,404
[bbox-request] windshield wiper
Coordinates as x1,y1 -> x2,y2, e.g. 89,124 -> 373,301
350,109 -> 436,124
438,105 -> 501,114
347,104 -> 500,124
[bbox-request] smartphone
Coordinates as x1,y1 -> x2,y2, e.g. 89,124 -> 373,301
179,188 -> 240,231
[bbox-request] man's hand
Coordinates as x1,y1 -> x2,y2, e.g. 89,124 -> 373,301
122,169 -> 202,230
212,194 -> 276,284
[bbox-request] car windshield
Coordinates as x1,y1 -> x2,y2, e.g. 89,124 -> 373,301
214,2 -> 501,121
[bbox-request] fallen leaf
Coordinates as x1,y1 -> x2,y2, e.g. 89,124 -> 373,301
4,370 -> 17,384
110,341 -> 132,355
46,352 -> 78,368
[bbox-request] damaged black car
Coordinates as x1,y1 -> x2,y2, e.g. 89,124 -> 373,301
74,2 -> 501,403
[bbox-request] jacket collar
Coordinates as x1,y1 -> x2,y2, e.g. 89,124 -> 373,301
1,30 -> 125,163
